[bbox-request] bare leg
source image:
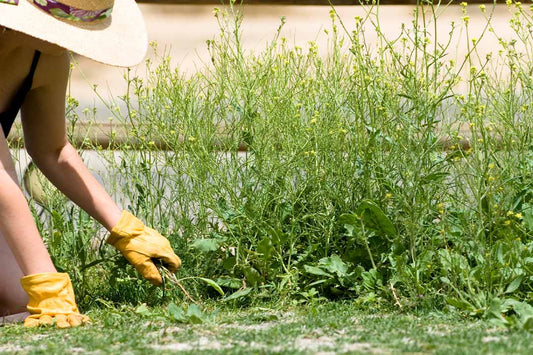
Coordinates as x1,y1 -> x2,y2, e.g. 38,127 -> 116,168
0,126 -> 55,316
0,129 -> 56,275
0,231 -> 29,317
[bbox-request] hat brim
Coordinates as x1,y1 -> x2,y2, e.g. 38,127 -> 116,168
0,0 -> 147,67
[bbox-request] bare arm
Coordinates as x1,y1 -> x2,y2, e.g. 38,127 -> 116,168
21,52 -> 122,231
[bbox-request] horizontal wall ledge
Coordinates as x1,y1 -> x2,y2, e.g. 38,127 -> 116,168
7,122 -> 248,152
7,121 -> 475,152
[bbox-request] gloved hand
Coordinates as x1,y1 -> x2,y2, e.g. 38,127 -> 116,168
107,211 -> 181,286
20,272 -> 90,328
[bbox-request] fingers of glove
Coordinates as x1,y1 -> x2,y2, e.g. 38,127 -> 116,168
23,315 -> 53,327
55,314 -> 71,328
67,314 -> 82,327
55,314 -> 86,329
67,313 -> 91,327
144,228 -> 181,272
132,256 -> 163,286
39,315 -> 54,326
62,313 -> 90,328
157,253 -> 182,273
23,314 -> 89,328
23,317 -> 40,328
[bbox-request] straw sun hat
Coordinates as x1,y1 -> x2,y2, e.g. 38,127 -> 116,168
0,0 -> 147,67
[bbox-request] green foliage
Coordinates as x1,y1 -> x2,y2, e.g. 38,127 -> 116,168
30,0 -> 533,327
167,303 -> 214,324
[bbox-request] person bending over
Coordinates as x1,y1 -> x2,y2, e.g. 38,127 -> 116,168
0,0 -> 181,328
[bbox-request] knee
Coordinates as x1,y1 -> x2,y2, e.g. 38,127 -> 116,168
0,285 -> 28,316
0,236 -> 29,315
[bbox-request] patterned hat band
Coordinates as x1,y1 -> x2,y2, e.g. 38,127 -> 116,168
0,0 -> 112,23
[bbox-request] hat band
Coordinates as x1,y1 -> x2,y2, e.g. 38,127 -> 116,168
0,0 -> 112,22
29,0 -> 112,22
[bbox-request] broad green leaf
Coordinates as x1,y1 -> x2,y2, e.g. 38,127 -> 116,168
134,303 -> 151,317
168,302 -> 187,322
446,298 -> 474,311
198,277 -> 225,296
304,265 -> 332,278
190,238 -> 219,252
222,256 -> 237,271
361,269 -> 383,291
486,297 -> 512,327
438,249 -> 452,272
224,288 -> 252,302
522,316 -> 533,331
186,304 -> 205,324
505,276 -> 523,294
510,299 -> 533,317
242,266 -> 262,286
215,277 -> 242,289
356,200 -> 397,237
319,255 -> 348,278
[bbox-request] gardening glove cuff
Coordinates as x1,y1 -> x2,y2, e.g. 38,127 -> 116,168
107,211 -> 181,286
20,272 -> 90,328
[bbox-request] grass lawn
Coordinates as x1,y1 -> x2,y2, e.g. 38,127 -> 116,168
2,302 -> 532,354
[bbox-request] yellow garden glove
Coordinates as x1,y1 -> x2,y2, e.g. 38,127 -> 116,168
107,211 -> 181,286
20,272 -> 90,328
